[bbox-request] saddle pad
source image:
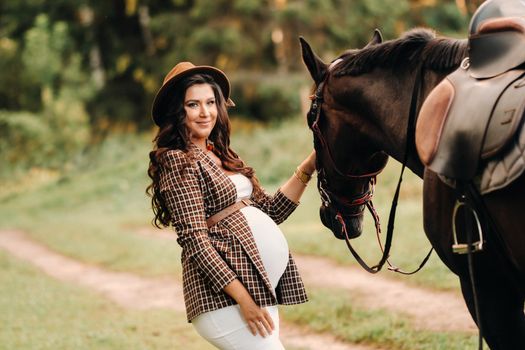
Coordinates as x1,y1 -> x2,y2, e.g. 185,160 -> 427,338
439,117 -> 525,194
480,118 -> 525,194
416,67 -> 525,180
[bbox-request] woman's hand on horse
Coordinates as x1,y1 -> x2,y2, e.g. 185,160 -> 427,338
301,150 -> 317,175
239,299 -> 275,337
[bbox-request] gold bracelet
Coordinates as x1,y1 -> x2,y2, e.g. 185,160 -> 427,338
294,167 -> 312,186
294,171 -> 307,186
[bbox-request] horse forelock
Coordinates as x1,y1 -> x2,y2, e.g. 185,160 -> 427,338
332,28 -> 468,77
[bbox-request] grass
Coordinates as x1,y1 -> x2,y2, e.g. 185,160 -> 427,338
0,250 -> 211,350
280,287 -> 478,350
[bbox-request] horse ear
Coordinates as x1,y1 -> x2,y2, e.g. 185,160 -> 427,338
365,29 -> 383,48
299,36 -> 327,85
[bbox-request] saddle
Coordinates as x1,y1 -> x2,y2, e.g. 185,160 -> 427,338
416,16 -> 525,194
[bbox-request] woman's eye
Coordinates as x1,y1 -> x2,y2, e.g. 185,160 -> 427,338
207,100 -> 215,106
187,102 -> 198,108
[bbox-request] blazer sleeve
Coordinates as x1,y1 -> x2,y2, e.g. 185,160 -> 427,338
251,187 -> 298,225
159,150 -> 237,293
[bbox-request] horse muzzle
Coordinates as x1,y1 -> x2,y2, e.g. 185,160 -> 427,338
320,205 -> 363,239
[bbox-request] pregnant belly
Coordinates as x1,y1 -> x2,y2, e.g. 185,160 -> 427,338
240,206 -> 289,290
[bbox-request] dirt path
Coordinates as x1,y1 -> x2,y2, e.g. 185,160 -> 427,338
0,230 -> 377,350
295,255 -> 476,332
0,229 -> 184,311
136,227 -> 476,333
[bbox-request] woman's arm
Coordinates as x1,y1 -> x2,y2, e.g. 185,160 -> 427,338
223,279 -> 275,337
279,150 -> 316,203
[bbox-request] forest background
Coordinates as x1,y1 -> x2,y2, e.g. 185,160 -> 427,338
1,0 -> 484,178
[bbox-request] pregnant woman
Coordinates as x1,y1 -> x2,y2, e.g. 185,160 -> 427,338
147,62 -> 315,349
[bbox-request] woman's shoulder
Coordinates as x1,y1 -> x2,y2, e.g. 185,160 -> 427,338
159,148 -> 196,172
158,149 -> 198,191
163,149 -> 187,162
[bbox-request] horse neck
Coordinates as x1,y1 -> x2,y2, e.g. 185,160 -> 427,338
374,68 -> 452,178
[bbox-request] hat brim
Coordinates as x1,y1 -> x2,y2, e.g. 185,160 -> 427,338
151,65 -> 231,126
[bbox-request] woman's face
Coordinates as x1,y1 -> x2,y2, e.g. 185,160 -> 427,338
184,83 -> 218,145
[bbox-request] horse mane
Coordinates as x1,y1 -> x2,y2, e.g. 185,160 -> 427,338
333,28 -> 468,76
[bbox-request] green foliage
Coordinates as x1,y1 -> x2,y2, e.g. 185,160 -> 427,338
151,0 -> 272,71
0,37 -> 36,111
22,14 -> 69,88
280,0 -> 410,51
0,110 -> 52,171
233,0 -> 265,14
188,25 -> 250,63
0,0 -> 475,173
41,88 -> 91,166
419,2 -> 468,35
0,92 -> 90,175
252,81 -> 300,120
2,1 -> 472,129
231,73 -> 305,122
0,14 -> 93,175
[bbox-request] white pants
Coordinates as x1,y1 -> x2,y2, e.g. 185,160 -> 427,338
192,305 -> 284,350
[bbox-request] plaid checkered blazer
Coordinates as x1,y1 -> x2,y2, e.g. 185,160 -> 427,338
159,143 -> 308,322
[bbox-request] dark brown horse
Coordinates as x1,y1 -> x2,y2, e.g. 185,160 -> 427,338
300,29 -> 525,349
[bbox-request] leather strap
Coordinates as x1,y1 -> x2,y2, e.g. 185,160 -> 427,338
206,199 -> 253,228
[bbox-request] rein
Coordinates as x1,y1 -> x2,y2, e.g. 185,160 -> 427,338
309,66 -> 433,274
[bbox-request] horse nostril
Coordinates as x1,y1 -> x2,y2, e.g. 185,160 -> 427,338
319,206 -> 364,240
346,216 -> 363,239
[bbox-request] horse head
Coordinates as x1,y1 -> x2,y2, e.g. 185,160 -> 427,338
300,31 -> 389,240
300,28 -> 469,240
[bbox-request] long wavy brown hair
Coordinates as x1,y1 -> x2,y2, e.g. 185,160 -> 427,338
147,73 -> 264,228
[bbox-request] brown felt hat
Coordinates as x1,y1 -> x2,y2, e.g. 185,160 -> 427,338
151,61 -> 234,126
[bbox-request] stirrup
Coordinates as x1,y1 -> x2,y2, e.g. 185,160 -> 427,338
452,198 -> 485,254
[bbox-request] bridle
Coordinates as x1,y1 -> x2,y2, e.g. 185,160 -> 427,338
307,65 -> 433,274
308,80 -> 385,213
